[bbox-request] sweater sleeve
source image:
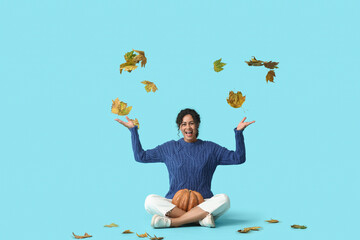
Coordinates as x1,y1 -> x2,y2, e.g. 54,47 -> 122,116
214,128 -> 246,165
129,126 -> 164,163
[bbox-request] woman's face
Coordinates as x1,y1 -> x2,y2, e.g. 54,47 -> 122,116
180,114 -> 198,143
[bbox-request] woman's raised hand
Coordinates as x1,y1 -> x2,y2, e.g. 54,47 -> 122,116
115,116 -> 135,129
236,117 -> 255,131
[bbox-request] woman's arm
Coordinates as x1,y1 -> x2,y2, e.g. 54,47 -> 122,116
115,117 -> 164,163
215,117 -> 255,165
129,126 -> 164,163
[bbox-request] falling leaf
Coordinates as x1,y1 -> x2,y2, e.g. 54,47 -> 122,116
104,223 -> 118,227
213,58 -> 226,72
148,233 -> 164,240
237,226 -> 261,233
120,62 -> 138,74
122,230 -> 134,234
111,98 -> 132,116
133,49 -> 147,68
130,118 -> 140,129
265,219 -> 279,223
119,49 -> 146,74
245,56 -> 264,66
266,70 -> 276,83
72,232 -> 92,239
141,81 -> 158,93
136,232 -> 148,238
263,61 -> 279,69
291,224 -> 307,229
227,91 -> 246,108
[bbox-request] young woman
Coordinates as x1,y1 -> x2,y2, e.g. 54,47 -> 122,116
115,108 -> 255,228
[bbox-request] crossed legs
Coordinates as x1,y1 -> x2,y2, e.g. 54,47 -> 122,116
145,194 -> 230,227
166,206 -> 208,227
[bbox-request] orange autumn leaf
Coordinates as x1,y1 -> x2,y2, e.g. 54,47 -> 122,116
141,81 -> 158,93
237,226 -> 261,233
263,61 -> 279,69
72,232 -> 92,239
227,91 -> 246,108
266,70 -> 276,83
245,56 -> 264,66
122,229 -> 134,234
136,232 -> 148,238
133,49 -> 147,68
266,219 -> 279,223
111,98 -> 132,116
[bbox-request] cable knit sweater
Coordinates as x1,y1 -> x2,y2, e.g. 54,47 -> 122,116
129,126 -> 246,199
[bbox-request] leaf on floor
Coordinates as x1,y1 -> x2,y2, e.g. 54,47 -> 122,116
104,223 -> 119,227
72,232 -> 92,239
265,219 -> 279,223
291,224 -> 307,229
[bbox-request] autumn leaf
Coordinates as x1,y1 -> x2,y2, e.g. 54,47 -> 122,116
120,62 -> 138,74
124,50 -> 136,61
104,223 -> 118,227
237,226 -> 261,233
130,118 -> 140,129
136,232 -> 148,238
122,230 -> 134,234
227,91 -> 246,108
245,56 -> 264,66
133,49 -> 147,68
141,81 -> 158,93
266,70 -> 276,83
265,219 -> 279,223
72,232 -> 92,239
148,233 -> 164,240
291,224 -> 307,229
213,58 -> 226,72
263,61 -> 279,69
111,98 -> 132,116
119,49 -> 146,74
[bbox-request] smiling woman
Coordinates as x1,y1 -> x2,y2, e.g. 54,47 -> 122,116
176,108 -> 200,142
115,108 -> 255,229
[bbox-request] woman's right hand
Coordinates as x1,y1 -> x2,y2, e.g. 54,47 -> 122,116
115,116 -> 135,129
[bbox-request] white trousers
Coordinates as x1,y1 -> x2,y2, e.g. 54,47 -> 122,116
144,193 -> 230,220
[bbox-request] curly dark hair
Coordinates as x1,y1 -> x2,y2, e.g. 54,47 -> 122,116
176,108 -> 201,137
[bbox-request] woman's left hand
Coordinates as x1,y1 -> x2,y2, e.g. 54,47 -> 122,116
236,117 -> 255,131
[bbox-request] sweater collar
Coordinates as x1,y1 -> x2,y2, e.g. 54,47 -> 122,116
178,138 -> 202,146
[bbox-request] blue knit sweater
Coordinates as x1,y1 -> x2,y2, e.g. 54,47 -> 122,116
129,126 -> 246,199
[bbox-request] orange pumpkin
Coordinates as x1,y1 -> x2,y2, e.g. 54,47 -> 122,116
171,189 -> 204,212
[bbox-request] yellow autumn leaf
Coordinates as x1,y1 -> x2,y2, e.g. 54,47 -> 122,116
111,98 -> 132,116
245,56 -> 264,66
213,58 -> 226,72
104,223 -> 118,227
120,63 -> 137,74
141,81 -> 158,93
130,118 -> 140,129
266,70 -> 276,83
227,91 -> 246,108
122,230 -> 134,234
136,232 -> 148,238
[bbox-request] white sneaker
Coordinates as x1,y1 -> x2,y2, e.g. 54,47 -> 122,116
151,214 -> 171,228
199,214 -> 215,228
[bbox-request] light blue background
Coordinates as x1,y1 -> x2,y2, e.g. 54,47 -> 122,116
1,0 -> 359,239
